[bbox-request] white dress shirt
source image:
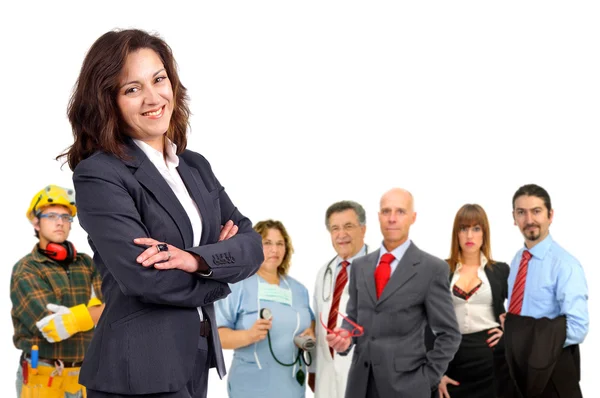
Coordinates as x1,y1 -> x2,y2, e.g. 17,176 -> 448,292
333,244 -> 369,280
450,253 -> 499,334
133,138 -> 204,320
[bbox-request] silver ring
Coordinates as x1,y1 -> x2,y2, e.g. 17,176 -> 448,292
167,251 -> 172,260
156,243 -> 169,253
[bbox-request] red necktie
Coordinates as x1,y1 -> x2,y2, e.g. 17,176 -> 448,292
327,261 -> 349,357
375,253 -> 395,299
508,250 -> 532,315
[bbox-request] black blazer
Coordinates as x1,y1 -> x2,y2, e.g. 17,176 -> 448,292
483,261 -> 510,324
73,140 -> 263,394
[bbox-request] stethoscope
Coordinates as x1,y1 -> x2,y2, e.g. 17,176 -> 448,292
255,278 -> 312,386
322,245 -> 369,302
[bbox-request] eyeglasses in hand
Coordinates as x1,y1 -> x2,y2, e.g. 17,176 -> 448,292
319,311 -> 364,338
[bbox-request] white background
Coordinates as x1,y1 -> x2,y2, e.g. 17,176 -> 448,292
1,1 -> 598,396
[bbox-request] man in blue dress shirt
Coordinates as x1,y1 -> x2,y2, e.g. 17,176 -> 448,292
501,184 -> 588,397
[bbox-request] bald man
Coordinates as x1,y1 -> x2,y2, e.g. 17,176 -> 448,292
327,188 -> 460,398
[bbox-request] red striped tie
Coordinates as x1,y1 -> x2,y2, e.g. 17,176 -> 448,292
508,250 -> 532,315
327,261 -> 349,357
375,253 -> 395,299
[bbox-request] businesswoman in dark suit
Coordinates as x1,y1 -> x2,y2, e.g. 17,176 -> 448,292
437,204 -> 511,398
61,29 -> 264,398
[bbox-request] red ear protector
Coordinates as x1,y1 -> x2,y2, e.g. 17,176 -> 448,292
38,241 -> 77,263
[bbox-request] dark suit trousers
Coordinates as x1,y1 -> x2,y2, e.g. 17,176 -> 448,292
87,337 -> 211,398
366,367 -> 380,398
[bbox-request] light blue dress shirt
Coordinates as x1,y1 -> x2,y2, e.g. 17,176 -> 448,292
377,239 -> 412,275
507,234 -> 589,346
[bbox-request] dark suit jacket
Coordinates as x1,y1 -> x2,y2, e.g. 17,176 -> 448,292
341,243 -> 461,398
73,140 -> 263,394
504,314 -> 581,398
485,262 -> 510,323
484,262 -> 512,398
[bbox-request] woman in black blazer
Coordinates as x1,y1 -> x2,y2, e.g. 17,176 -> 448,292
61,29 -> 264,397
437,204 -> 511,398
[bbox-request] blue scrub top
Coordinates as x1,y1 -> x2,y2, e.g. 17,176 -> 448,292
215,274 -> 314,398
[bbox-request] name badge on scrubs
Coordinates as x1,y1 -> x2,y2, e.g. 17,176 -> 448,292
258,281 -> 293,306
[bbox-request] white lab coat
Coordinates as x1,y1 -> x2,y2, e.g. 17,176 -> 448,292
311,246 -> 371,398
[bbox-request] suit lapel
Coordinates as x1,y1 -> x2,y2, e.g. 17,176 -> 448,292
124,141 -> 194,248
484,265 -> 501,318
176,158 -> 213,245
362,251 -> 381,304
377,243 -> 420,305
484,266 -> 497,298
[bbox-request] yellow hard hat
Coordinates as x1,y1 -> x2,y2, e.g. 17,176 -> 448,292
26,185 -> 77,222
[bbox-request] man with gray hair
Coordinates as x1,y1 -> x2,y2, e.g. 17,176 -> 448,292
310,200 -> 370,398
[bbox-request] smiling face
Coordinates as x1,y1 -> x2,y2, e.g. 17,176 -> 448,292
116,48 -> 174,150
328,209 -> 366,260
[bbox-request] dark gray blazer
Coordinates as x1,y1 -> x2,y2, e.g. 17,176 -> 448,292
341,243 -> 461,398
73,140 -> 263,395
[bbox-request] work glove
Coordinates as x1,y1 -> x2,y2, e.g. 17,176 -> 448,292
35,303 -> 94,343
87,297 -> 102,307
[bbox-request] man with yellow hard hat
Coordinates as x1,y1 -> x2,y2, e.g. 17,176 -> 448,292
10,185 -> 104,398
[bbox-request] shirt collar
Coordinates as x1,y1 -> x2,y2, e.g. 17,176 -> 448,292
524,233 -> 553,260
335,244 -> 368,268
455,252 -> 488,272
132,137 -> 179,168
31,244 -> 57,264
378,239 -> 412,262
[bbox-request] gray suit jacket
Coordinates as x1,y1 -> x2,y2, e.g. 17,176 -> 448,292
73,140 -> 263,394
342,243 -> 460,398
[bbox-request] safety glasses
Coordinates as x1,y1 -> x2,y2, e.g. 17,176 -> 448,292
319,312 -> 364,338
38,213 -> 74,223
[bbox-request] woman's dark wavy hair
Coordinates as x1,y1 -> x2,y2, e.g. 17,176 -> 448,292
59,29 -> 190,170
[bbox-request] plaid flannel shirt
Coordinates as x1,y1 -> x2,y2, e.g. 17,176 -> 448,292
11,245 -> 103,362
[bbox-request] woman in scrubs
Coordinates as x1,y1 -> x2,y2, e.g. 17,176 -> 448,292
216,219 -> 315,397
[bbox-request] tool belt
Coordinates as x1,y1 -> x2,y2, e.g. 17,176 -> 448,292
24,353 -> 84,368
21,360 -> 86,398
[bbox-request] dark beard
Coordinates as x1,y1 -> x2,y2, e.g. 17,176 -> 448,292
525,229 -> 540,241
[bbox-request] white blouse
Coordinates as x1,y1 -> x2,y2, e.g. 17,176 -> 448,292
450,253 -> 500,334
